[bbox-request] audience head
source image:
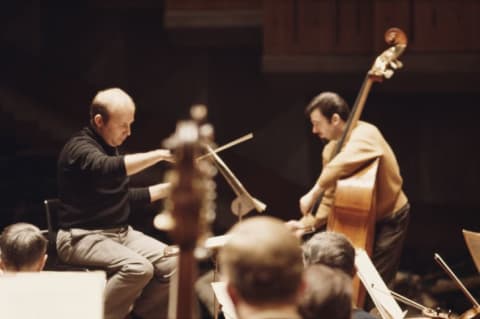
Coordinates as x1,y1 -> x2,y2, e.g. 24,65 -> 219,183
0,223 -> 48,272
303,231 -> 356,277
219,216 -> 304,307
299,264 -> 352,319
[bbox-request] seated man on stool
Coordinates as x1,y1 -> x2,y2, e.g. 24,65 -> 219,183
56,88 -> 176,319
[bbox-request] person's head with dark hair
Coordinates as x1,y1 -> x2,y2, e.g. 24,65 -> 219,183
305,91 -> 350,121
303,231 -> 356,276
299,264 -> 352,319
89,87 -> 136,147
0,223 -> 48,272
305,92 -> 350,142
219,216 -> 305,318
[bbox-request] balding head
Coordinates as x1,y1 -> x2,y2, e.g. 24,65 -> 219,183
219,216 -> 304,306
90,88 -> 135,123
90,88 -> 135,147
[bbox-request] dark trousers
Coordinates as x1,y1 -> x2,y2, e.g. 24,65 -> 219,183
372,203 -> 411,287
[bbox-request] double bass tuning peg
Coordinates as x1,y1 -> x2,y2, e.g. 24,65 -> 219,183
383,69 -> 394,79
389,59 -> 403,70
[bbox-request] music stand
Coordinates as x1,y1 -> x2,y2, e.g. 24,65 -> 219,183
211,281 -> 237,319
463,229 -> 480,273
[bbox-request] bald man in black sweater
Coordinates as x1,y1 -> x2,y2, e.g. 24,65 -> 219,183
57,88 -> 176,319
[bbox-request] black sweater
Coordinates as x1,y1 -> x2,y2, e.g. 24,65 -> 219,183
57,126 -> 150,229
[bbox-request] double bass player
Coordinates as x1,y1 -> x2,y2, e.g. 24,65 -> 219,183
286,91 -> 410,287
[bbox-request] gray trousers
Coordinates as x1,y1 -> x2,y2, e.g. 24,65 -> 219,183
57,226 -> 177,319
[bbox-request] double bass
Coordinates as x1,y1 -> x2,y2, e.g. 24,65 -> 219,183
332,27 -> 407,307
305,27 -> 408,307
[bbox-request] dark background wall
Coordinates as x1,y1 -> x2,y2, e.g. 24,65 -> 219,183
1,1 -> 480,306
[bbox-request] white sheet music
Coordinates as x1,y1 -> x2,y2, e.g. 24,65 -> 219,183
0,271 -> 106,319
211,281 -> 237,319
355,249 -> 406,319
205,234 -> 232,249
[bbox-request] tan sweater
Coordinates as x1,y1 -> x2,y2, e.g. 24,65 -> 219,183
305,121 -> 408,228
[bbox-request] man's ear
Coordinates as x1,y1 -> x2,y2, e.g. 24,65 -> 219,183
0,258 -> 5,271
93,114 -> 104,128
331,113 -> 341,125
37,254 -> 48,271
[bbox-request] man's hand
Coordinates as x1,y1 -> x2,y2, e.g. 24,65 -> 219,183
149,182 -> 171,202
157,149 -> 174,163
299,184 -> 322,215
285,220 -> 307,239
299,192 -> 315,216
